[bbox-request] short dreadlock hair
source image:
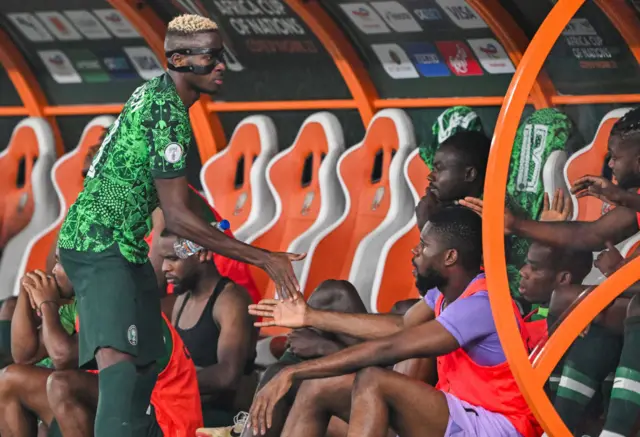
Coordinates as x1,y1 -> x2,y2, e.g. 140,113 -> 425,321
611,107 -> 640,142
167,14 -> 218,36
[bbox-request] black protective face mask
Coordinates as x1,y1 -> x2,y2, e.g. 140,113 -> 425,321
165,47 -> 224,75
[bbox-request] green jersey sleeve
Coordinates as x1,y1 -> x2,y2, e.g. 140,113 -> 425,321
145,95 -> 192,179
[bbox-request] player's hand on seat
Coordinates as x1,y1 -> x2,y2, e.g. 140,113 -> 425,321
458,197 -> 516,234
249,297 -> 308,328
595,241 -> 624,277
22,270 -> 60,314
261,252 -> 306,301
571,175 -> 624,206
541,189 -> 573,222
249,369 -> 293,435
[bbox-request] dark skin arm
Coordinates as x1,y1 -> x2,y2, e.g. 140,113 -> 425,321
197,284 -> 257,397
249,320 -> 458,435
250,297 -> 435,340
22,271 -> 78,370
460,196 -> 638,251
11,283 -> 46,365
155,177 -> 304,300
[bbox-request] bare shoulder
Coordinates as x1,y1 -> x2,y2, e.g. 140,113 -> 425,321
213,280 -> 254,319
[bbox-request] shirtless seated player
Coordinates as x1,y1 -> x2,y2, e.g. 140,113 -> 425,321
0,251 -> 202,437
248,207 -> 540,437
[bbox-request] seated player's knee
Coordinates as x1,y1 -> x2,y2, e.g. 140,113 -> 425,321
353,367 -> 385,391
627,294 -> 640,318
46,371 -> 75,405
0,364 -> 22,397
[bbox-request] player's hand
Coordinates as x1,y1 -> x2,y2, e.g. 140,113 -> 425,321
287,329 -> 336,359
249,369 -> 293,435
197,250 -> 215,263
571,175 -> 624,206
595,241 -> 624,277
21,270 -> 59,312
249,298 -> 309,328
458,197 -> 516,234
541,189 -> 572,222
262,252 -> 306,301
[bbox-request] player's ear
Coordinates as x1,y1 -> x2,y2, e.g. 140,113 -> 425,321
170,53 -> 187,67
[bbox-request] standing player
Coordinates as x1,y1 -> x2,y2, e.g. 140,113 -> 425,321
56,14 -> 303,437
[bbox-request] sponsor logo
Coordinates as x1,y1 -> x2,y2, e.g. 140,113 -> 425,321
339,3 -> 390,34
100,51 -> 138,79
93,9 -> 140,38
38,50 -> 82,84
123,46 -> 164,80
67,49 -> 110,83
403,42 -> 450,77
435,41 -> 483,76
413,8 -> 442,21
434,0 -> 488,29
371,43 -> 419,79
562,18 -> 597,36
6,13 -> 54,42
64,10 -> 111,40
467,38 -> 515,74
35,11 -> 82,41
127,325 -> 138,346
370,1 -> 422,32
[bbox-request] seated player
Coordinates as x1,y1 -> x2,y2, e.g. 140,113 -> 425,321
0,252 -> 202,437
459,107 -> 640,437
156,229 -> 257,429
248,207 -> 541,437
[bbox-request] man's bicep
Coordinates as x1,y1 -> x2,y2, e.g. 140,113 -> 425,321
154,177 -> 191,213
145,100 -> 192,179
594,207 -> 639,246
214,292 -> 254,366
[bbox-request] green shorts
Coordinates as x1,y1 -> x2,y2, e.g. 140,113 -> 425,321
48,407 -> 163,437
59,245 -> 164,368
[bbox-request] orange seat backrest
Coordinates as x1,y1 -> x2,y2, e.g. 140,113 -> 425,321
201,124 -> 261,231
249,122 -> 328,297
566,116 -> 620,222
375,153 -> 430,313
0,126 -> 40,248
303,117 -> 399,297
22,124 -> 107,273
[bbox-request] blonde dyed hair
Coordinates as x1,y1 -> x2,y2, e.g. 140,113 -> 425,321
167,14 -> 218,35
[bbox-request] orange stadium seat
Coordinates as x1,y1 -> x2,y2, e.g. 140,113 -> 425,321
0,118 -> 57,299
300,109 -> 416,299
371,148 -> 429,313
563,108 -> 633,285
245,112 -> 345,298
10,116 -> 114,296
565,108 -> 631,223
0,119 -> 51,249
200,115 -> 277,241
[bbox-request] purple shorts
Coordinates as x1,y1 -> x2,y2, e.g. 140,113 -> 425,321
444,392 -> 522,437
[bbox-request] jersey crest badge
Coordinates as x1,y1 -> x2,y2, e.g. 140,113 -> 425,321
164,143 -> 184,163
127,325 -> 138,346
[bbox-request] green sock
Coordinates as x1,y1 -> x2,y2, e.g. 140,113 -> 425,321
602,316 -> 640,436
94,361 -> 158,437
554,323 -> 622,433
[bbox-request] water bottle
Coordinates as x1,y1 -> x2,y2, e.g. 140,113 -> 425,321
173,219 -> 231,259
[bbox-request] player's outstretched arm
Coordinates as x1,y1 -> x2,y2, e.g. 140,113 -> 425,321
248,320 -> 458,435
249,297 -> 434,340
155,177 -> 304,300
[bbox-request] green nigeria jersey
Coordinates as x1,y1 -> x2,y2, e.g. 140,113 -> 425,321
58,73 -> 193,264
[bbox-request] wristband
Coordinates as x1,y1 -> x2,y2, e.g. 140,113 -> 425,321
37,300 -> 59,316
